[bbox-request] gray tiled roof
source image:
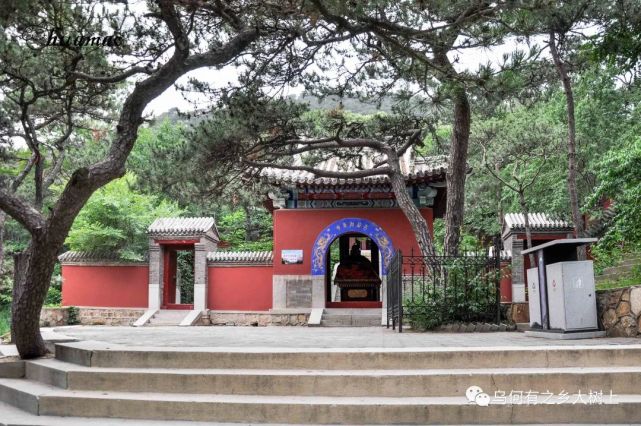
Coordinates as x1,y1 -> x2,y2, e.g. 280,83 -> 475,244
260,153 -> 448,186
504,213 -> 573,232
58,251 -> 147,264
148,217 -> 215,236
207,251 -> 273,265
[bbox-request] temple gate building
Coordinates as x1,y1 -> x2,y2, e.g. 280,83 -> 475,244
59,153 -> 449,326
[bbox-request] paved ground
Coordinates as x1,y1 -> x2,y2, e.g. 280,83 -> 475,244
52,326 -> 641,348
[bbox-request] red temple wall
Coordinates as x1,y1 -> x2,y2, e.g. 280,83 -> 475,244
273,208 -> 434,276
208,266 -> 273,311
499,261 -> 512,303
61,264 -> 149,308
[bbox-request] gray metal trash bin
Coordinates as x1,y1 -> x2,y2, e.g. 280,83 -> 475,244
522,238 -> 598,334
546,260 -> 598,331
527,267 -> 541,328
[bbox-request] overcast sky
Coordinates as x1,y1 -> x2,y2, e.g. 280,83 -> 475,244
144,37 -> 534,117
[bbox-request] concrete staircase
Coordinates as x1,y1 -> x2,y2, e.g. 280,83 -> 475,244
320,308 -> 381,326
146,310 -> 190,326
596,252 -> 641,284
2,341 -> 641,423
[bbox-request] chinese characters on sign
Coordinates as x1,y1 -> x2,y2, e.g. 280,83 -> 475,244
281,250 -> 303,265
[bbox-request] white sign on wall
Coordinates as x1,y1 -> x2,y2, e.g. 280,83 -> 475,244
281,249 -> 303,264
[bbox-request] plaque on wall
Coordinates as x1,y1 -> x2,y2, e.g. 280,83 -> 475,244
281,250 -> 303,264
347,289 -> 369,299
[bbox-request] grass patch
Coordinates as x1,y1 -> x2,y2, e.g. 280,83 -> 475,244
0,307 -> 10,337
596,277 -> 641,291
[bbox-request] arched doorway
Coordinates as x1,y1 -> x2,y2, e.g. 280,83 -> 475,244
310,218 -> 394,308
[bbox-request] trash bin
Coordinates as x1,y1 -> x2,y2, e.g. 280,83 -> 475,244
546,261 -> 598,330
522,238 -> 599,335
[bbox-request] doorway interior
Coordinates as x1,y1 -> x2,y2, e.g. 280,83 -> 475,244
325,233 -> 383,308
162,243 -> 195,309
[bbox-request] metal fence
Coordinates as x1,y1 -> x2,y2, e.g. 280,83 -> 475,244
387,244 -> 502,332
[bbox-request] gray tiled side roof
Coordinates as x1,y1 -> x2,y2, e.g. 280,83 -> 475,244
58,251 -> 147,264
207,251 -> 273,265
504,213 -> 573,231
148,217 -> 215,235
260,153 -> 448,186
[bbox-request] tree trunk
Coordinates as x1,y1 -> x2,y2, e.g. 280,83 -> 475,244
495,162 -> 503,231
444,87 -> 471,256
549,31 -> 585,259
11,243 -> 48,359
518,190 -> 536,267
387,151 -> 436,258
0,212 -> 6,274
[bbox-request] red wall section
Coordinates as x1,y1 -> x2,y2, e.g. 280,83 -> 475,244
273,208 -> 433,276
208,266 -> 273,311
61,265 -> 148,308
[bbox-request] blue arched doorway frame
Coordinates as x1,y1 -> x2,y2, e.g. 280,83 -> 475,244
310,217 -> 395,276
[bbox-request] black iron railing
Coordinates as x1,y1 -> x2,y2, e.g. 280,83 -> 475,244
387,243 -> 503,333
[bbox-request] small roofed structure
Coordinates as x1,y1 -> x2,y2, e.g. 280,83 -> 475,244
501,212 -> 575,304
148,217 -> 219,240
147,217 -> 219,317
502,213 -> 573,240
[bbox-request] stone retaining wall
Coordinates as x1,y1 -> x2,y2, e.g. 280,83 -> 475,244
596,285 -> 641,337
203,310 -> 309,326
40,307 -> 146,327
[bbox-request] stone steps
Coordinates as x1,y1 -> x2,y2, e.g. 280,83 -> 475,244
2,342 -> 641,423
596,253 -> 641,283
146,310 -> 189,326
23,358 -> 641,397
320,308 -> 381,327
53,341 -> 641,370
1,378 -> 641,424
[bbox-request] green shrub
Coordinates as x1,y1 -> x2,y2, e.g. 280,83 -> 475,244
0,307 -> 10,337
67,306 -> 80,325
403,259 -> 501,330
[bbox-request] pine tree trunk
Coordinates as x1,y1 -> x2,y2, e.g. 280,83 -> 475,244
0,212 -> 6,274
11,237 -> 57,359
387,151 -> 436,257
444,87 -> 471,256
549,32 -> 585,259
518,190 -> 536,267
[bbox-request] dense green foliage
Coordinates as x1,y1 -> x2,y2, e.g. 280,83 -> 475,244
65,173 -> 183,261
590,137 -> 641,265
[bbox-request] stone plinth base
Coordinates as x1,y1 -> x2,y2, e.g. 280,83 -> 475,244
40,307 -> 146,327
525,329 -> 606,340
204,310 -> 310,326
506,302 -> 530,323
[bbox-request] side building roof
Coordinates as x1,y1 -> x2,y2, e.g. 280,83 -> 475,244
502,213 -> 574,238
207,251 -> 273,266
58,251 -> 147,264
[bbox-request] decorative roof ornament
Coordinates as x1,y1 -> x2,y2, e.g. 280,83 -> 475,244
259,152 -> 448,187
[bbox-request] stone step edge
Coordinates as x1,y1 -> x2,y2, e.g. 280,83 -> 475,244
55,340 -> 641,354
2,379 -> 641,424
29,358 -> 641,376
53,341 -> 641,369
3,378 -> 641,405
